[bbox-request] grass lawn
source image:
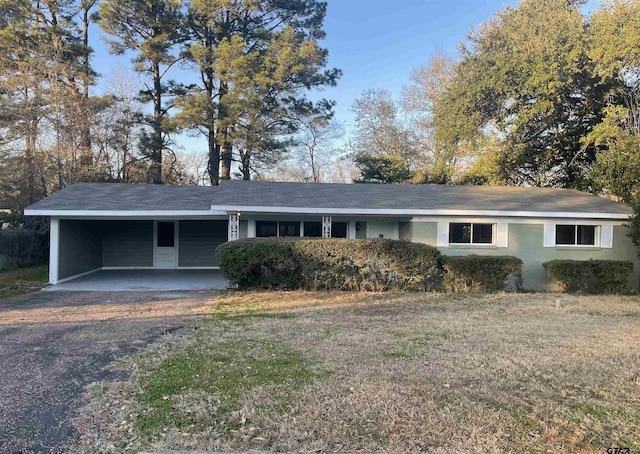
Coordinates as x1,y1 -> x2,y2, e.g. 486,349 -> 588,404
0,264 -> 48,299
73,292 -> 640,453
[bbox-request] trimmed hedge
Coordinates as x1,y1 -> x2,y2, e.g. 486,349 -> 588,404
216,238 -> 443,291
442,255 -> 523,293
543,259 -> 633,294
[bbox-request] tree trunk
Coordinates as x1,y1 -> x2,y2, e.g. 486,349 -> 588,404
221,135 -> 233,179
78,2 -> 93,172
25,120 -> 37,205
204,56 -> 219,185
217,80 -> 232,180
241,149 -> 251,180
208,129 -> 220,185
151,61 -> 163,184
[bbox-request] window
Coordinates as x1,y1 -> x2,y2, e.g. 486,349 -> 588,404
254,220 -> 347,238
256,221 -> 278,237
157,222 -> 175,247
331,222 -> 348,238
303,222 -> 322,238
449,223 -> 494,244
555,225 -> 596,246
279,221 -> 300,237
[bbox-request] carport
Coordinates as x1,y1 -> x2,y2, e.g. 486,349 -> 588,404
48,219 -> 228,285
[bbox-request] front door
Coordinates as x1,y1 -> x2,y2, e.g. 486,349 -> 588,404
155,221 -> 177,269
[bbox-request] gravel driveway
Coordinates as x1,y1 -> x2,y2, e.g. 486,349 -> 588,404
0,290 -> 215,454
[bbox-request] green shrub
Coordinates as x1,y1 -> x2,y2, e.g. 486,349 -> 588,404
442,255 -> 523,293
216,238 -> 443,291
0,228 -> 48,267
0,255 -> 16,272
543,260 -> 633,294
215,238 -> 300,289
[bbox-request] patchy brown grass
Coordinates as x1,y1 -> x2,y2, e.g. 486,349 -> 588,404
0,264 -> 48,300
72,292 -> 640,453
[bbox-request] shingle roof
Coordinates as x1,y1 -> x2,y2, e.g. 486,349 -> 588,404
25,181 -> 631,216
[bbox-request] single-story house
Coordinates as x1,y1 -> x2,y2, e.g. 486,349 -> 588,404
24,181 -> 639,291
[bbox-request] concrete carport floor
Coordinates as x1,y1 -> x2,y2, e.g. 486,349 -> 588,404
43,269 -> 229,292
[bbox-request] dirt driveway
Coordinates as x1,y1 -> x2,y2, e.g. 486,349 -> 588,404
0,290 -> 216,454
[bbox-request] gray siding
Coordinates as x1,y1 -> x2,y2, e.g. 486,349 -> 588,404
102,221 -> 153,267
179,220 -> 227,267
59,220 -> 102,279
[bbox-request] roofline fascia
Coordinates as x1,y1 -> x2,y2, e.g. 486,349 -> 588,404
23,206 -> 632,221
211,205 -> 632,220
24,209 -> 228,217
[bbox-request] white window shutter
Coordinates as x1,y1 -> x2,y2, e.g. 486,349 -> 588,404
497,223 -> 509,247
543,223 -> 555,248
437,222 -> 449,247
601,225 -> 614,248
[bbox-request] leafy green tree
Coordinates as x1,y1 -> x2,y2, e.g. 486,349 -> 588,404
353,154 -> 414,184
178,0 -> 340,184
437,0 -> 606,188
350,89 -> 419,184
402,49 -> 459,183
99,0 -> 185,184
588,1 -> 640,256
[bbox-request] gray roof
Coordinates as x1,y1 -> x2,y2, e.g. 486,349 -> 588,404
25,181 -> 631,216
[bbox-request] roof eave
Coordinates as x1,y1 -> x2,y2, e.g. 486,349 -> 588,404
211,205 -> 631,220
24,209 -> 228,217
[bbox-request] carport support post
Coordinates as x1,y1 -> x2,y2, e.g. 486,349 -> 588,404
228,213 -> 240,241
322,216 -> 331,238
49,218 -> 60,284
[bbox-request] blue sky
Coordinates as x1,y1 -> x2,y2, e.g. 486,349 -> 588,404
318,0 -> 524,131
92,0 -> 601,157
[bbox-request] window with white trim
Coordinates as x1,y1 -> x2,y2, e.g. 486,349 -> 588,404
448,223 -> 495,244
555,224 -> 597,246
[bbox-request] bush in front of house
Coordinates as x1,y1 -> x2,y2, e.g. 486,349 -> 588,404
543,259 -> 633,294
293,238 -> 442,291
442,255 -> 523,293
216,238 -> 300,289
216,238 -> 443,291
0,228 -> 48,268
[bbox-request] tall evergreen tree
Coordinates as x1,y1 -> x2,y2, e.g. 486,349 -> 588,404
178,0 -> 340,184
99,0 -> 185,184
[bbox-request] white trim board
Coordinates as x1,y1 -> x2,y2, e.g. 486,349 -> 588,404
24,209 -> 228,217
411,216 -> 626,226
27,207 -> 631,221
49,218 -> 60,284
210,205 -> 631,220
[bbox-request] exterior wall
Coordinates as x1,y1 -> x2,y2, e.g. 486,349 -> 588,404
366,219 -> 399,239
178,220 -> 227,267
405,222 -> 438,243
102,220 -> 153,267
239,220 -> 248,239
408,221 -> 639,291
58,220 -> 102,279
